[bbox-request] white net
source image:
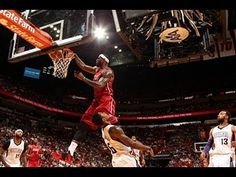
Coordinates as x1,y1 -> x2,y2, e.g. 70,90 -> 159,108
52,58 -> 73,79
48,48 -> 75,79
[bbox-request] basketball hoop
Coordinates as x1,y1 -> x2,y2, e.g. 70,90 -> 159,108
48,48 -> 75,79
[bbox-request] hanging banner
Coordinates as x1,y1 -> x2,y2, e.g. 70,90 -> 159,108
203,30 -> 236,60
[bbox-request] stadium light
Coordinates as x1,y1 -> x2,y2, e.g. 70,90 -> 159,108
94,27 -> 106,40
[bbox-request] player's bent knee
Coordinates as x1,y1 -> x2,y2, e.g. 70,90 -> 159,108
73,129 -> 87,141
79,121 -> 90,130
73,122 -> 90,141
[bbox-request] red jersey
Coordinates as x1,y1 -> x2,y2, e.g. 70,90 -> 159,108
93,67 -> 114,98
27,145 -> 41,162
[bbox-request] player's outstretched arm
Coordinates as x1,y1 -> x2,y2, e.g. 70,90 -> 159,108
231,125 -> 236,147
109,126 -> 154,157
74,69 -> 113,89
139,150 -> 146,167
74,54 -> 96,74
200,128 -> 213,161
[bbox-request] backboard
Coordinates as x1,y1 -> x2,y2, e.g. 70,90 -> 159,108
8,10 -> 95,63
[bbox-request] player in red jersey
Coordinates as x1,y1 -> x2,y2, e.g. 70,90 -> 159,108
68,53 -> 118,156
26,138 -> 42,167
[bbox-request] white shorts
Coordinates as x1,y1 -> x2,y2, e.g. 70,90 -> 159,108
112,154 -> 139,167
5,161 -> 22,167
208,154 -> 234,167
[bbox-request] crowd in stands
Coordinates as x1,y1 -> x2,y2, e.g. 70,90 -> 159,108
1,73 -> 236,118
1,109 -> 226,167
0,115 -> 111,167
0,74 -> 87,113
1,68 -> 236,167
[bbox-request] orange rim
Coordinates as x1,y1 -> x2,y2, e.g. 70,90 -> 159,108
48,48 -> 74,61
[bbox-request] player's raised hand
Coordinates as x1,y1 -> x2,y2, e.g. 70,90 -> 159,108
145,146 -> 154,157
200,151 -> 207,161
74,71 -> 85,80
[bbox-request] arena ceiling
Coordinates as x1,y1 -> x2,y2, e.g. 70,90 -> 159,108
0,10 -> 235,93
1,10 -> 235,67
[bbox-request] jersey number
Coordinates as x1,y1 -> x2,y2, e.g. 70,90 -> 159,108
15,154 -> 20,158
221,138 -> 228,145
107,143 -> 117,154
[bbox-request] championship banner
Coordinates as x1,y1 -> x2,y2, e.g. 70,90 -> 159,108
0,10 -> 53,49
203,30 -> 236,60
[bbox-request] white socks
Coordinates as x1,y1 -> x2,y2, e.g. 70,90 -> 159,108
68,141 -> 78,156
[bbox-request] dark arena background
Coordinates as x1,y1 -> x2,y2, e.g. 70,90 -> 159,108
1,10 -> 236,171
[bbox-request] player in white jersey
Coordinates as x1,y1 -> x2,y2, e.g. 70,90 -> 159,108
131,136 -> 146,167
0,129 -> 28,167
207,147 -> 215,167
92,112 -> 154,167
200,110 -> 236,167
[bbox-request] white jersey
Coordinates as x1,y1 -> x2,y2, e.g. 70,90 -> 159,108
208,147 -> 215,167
132,148 -> 141,166
101,125 -> 139,167
132,149 -> 140,160
212,124 -> 234,155
4,139 -> 25,167
102,125 -> 133,157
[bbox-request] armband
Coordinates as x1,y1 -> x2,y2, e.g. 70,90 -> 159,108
203,139 -> 213,153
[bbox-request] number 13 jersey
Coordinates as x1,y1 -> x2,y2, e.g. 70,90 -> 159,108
212,124 -> 234,155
